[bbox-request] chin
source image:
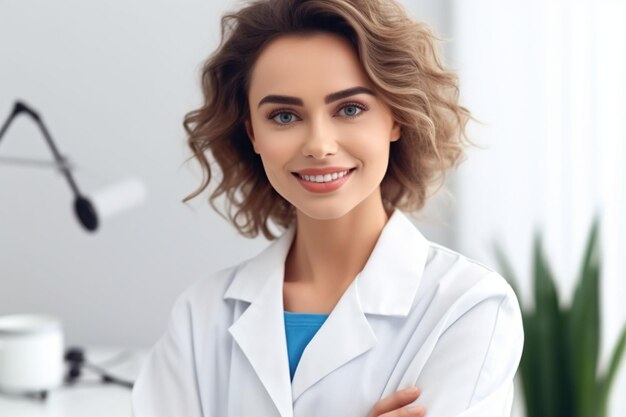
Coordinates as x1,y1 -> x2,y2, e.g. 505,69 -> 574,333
293,202 -> 356,222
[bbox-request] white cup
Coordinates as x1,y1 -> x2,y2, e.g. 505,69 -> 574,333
0,314 -> 64,393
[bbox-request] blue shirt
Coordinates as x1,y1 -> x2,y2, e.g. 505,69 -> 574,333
283,311 -> 329,381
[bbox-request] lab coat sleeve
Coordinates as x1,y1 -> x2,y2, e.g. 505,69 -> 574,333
413,277 -> 524,417
131,292 -> 204,417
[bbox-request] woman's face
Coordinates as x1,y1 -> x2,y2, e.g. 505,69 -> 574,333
246,32 -> 400,221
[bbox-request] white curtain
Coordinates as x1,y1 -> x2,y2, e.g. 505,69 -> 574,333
450,1 -> 626,416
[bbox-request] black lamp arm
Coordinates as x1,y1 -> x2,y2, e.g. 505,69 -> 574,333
0,100 -> 99,231
0,100 -> 85,198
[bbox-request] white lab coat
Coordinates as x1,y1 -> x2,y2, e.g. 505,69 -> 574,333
132,210 -> 524,417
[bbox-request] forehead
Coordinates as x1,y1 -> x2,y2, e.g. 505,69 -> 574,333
248,32 -> 372,101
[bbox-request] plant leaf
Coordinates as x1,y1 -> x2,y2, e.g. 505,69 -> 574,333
597,324 -> 626,417
532,233 -> 564,417
519,312 -> 541,416
568,218 -> 601,417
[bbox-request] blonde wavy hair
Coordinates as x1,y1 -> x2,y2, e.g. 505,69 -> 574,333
183,0 -> 471,239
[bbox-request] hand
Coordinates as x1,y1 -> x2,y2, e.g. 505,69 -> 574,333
367,387 -> 426,417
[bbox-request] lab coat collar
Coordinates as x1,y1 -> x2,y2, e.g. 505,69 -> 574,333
225,227 -> 296,417
355,209 -> 430,316
223,209 -> 429,315
224,210 -> 429,415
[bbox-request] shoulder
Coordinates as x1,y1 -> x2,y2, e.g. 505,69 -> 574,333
180,264 -> 240,304
416,241 -> 521,332
390,211 -> 514,308
424,242 -> 514,301
164,229 -> 291,329
163,261 -> 246,329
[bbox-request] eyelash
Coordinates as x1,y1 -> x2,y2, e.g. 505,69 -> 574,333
266,102 -> 369,126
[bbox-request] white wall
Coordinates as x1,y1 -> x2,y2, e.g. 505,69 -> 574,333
451,1 -> 626,416
0,1 -> 269,348
0,1 -> 451,348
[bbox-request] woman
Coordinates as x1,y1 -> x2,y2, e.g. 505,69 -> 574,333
132,0 -> 524,416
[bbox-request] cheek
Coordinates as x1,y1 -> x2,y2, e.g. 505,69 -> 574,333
251,123 -> 284,160
254,137 -> 298,182
256,139 -> 292,166
348,127 -> 393,165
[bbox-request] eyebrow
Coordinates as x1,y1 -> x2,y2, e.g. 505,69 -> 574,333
257,86 -> 375,108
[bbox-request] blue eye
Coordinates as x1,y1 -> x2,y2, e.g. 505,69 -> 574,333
338,104 -> 365,118
271,112 -> 298,125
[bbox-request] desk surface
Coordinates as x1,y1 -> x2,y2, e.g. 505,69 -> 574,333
0,347 -> 145,417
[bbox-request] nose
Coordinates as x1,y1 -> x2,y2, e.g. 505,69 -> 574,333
301,117 -> 338,159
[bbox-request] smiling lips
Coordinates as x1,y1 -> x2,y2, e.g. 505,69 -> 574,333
292,167 -> 355,193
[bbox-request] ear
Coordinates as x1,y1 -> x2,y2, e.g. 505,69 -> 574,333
245,120 -> 259,154
390,121 -> 401,142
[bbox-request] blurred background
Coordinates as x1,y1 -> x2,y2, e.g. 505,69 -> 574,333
1,0 -> 624,416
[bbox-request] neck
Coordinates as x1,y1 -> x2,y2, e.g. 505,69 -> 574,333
285,193 -> 390,292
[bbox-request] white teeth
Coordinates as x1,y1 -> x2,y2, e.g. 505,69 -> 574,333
298,169 -> 351,183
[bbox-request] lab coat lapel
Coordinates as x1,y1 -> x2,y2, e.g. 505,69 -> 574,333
291,278 -> 377,401
225,210 -> 429,412
291,210 -> 429,401
226,228 -> 295,417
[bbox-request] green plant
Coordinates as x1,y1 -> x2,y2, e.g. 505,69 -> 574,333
495,219 -> 626,417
